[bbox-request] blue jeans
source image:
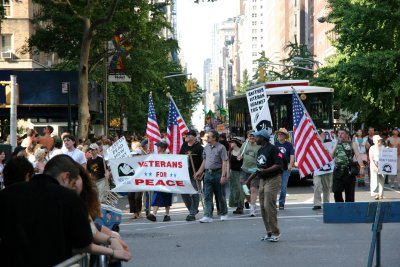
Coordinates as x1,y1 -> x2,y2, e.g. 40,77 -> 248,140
181,178 -> 200,215
203,169 -> 228,217
279,170 -> 291,206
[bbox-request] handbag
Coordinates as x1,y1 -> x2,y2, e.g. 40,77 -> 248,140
340,143 -> 359,176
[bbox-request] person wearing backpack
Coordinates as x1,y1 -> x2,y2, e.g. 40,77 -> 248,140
274,128 -> 294,210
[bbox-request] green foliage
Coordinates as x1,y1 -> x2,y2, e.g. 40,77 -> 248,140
314,0 -> 400,128
252,51 -> 280,83
237,69 -> 251,95
29,0 -> 201,134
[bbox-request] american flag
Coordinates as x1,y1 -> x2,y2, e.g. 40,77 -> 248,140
146,94 -> 161,152
166,98 -> 189,154
292,91 -> 332,177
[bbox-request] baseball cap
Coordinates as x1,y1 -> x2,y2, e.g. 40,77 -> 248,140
372,135 -> 382,143
184,130 -> 197,137
89,143 -> 99,150
254,129 -> 272,139
155,141 -> 168,149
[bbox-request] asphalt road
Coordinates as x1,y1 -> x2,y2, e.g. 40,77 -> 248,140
116,181 -> 400,267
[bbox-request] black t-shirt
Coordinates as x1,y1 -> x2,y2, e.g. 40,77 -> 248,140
0,174 -> 93,267
256,143 -> 283,179
87,156 -> 106,180
180,141 -> 204,176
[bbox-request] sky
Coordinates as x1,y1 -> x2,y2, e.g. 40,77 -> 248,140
176,0 -> 240,129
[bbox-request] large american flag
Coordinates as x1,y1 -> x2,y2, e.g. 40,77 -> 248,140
166,99 -> 189,154
146,94 -> 161,152
292,91 -> 332,177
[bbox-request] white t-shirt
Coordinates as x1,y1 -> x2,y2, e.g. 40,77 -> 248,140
64,148 -> 87,166
49,148 -> 63,159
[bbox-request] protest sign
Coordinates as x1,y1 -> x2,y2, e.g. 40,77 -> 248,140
109,154 -> 197,194
246,86 -> 266,129
378,147 -> 397,175
106,136 -> 131,160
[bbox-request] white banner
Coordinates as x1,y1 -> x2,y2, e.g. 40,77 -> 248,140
109,154 -> 197,194
246,86 -> 267,129
106,136 -> 131,160
254,96 -> 272,131
378,147 -> 397,175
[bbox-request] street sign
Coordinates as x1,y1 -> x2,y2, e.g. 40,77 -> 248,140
61,82 -> 69,94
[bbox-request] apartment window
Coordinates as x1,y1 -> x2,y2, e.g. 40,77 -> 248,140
1,34 -> 12,53
252,68 -> 257,73
252,5 -> 257,10
260,21 -> 263,24
252,29 -> 257,34
252,37 -> 257,41
261,44 -> 263,48
2,0 -> 11,17
252,21 -> 257,26
252,0 -> 256,2
260,12 -> 263,16
252,52 -> 258,57
260,29 -> 263,32
252,44 -> 257,49
252,13 -> 257,18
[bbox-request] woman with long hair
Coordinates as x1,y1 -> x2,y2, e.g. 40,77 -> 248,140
73,165 -> 132,263
228,137 -> 244,214
352,129 -> 368,187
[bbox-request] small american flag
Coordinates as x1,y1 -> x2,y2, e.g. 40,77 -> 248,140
146,94 -> 161,152
292,91 -> 332,177
166,98 -> 189,154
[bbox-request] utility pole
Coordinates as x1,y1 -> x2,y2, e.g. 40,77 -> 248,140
10,75 -> 17,150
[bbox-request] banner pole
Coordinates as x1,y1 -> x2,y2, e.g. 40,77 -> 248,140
240,139 -> 249,157
188,151 -> 204,209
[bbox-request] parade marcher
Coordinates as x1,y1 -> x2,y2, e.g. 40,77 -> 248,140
0,155 -> 93,266
274,128 -> 294,210
369,135 -> 385,200
20,129 -> 35,148
247,129 -> 283,242
194,130 -> 229,223
312,130 -> 335,210
387,127 -> 400,189
228,137 -> 244,214
180,130 -> 203,221
63,134 -> 87,168
237,130 -> 261,216
87,143 -> 109,202
33,148 -> 47,174
331,129 -> 365,202
352,129 -> 369,187
146,141 -> 173,222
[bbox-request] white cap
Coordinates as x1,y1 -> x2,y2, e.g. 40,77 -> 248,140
372,135 -> 382,143
89,143 -> 99,150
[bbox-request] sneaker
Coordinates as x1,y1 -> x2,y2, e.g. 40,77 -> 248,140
146,214 -> 156,222
261,233 -> 272,241
250,210 -> 256,217
244,201 -> 250,209
233,208 -> 244,214
199,217 -> 213,223
312,206 -> 322,210
163,215 -> 171,222
186,214 -> 196,221
269,234 -> 281,242
278,204 -> 284,210
220,215 -> 229,221
391,185 -> 395,189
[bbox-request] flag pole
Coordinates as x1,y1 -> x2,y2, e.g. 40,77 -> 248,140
291,86 -> 319,134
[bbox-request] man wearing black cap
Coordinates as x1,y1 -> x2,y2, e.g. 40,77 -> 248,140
180,130 -> 203,221
249,129 -> 283,242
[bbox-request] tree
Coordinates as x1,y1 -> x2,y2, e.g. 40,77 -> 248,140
252,51 -> 280,83
30,0 -> 119,138
28,0 -> 201,136
237,69 -> 250,95
314,0 -> 400,128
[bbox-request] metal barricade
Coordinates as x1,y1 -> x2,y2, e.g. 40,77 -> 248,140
54,253 -> 89,267
54,253 -> 108,267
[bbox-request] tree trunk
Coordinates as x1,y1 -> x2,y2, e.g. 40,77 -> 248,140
77,18 -> 92,139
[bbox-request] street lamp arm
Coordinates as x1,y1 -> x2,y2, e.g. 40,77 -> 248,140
164,73 -> 192,79
259,62 -> 316,73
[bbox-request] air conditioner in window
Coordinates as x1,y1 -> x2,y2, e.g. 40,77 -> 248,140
1,51 -> 13,59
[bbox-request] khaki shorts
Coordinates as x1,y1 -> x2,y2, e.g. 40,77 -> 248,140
240,171 -> 260,188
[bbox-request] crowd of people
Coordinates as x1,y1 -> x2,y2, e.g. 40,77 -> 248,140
0,124 -> 399,265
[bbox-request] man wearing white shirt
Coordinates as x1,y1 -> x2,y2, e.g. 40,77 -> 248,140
63,134 -> 87,168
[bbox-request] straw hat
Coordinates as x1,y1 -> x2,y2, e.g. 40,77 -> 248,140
276,128 -> 289,136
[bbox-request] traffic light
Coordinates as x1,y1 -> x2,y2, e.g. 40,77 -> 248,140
186,79 -> 197,93
259,67 -> 265,82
